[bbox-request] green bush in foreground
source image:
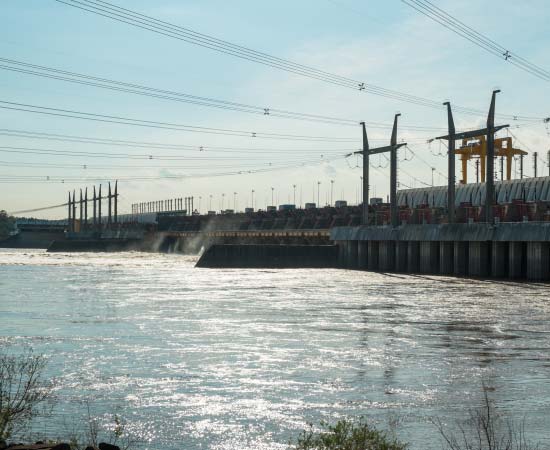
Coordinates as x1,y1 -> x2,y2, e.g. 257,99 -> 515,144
0,350 -> 55,440
290,418 -> 407,450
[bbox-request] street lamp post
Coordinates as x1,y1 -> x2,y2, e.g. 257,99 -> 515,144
251,189 -> 255,210
293,184 -> 296,205
234,192 -> 237,211
271,187 -> 274,206
221,193 -> 225,211
330,180 -> 334,206
317,181 -> 321,207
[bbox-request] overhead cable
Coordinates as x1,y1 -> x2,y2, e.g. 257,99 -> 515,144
0,155 -> 346,183
0,145 -> 345,161
0,128 -> 430,153
401,0 -> 550,82
0,57 -> 361,127
0,100 -> 358,142
53,0 -> 545,122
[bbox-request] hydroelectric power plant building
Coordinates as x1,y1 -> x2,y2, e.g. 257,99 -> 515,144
333,176 -> 550,281
330,91 -> 550,282
30,91 -> 550,281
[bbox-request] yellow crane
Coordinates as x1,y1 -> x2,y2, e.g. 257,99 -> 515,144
455,135 -> 527,184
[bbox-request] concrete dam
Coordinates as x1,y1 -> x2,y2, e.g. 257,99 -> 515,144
36,175 -> 550,282
332,222 -> 550,281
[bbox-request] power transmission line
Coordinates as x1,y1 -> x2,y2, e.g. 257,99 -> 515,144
0,56 -> 450,131
0,57 -> 356,127
399,166 -> 432,187
401,0 -> 550,82
0,145 -> 346,161
0,100 -> 358,142
54,0 -> 437,103
405,144 -> 447,180
0,154 -> 346,183
8,203 -> 69,215
0,159 -> 331,170
53,0 -> 545,121
0,130 -> 356,153
0,128 -> 431,154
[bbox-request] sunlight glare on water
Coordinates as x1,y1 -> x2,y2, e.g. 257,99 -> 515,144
1,249 -> 549,449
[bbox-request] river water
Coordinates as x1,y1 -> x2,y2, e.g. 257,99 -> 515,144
1,249 -> 549,449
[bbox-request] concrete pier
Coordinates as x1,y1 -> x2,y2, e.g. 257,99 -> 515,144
439,241 -> 454,275
395,241 -> 408,272
347,240 -> 358,269
491,242 -> 508,278
420,241 -> 439,274
468,242 -> 490,277
379,241 -> 395,271
508,242 -> 525,279
332,223 -> 550,281
357,241 -> 368,270
336,240 -> 345,268
367,241 -> 379,271
526,242 -> 550,281
453,241 -> 468,276
407,241 -> 420,273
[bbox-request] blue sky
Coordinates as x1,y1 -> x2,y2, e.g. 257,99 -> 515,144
1,0 -> 549,217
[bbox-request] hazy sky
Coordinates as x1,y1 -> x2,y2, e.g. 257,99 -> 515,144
1,0 -> 549,218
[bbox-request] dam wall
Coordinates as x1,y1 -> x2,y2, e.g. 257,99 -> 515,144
0,230 -> 65,249
47,238 -> 144,252
196,244 -> 338,268
332,223 -> 550,281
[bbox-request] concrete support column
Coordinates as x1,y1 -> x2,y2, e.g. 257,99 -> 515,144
367,241 -> 379,271
334,241 -> 344,268
348,240 -> 358,269
337,241 -> 346,268
395,241 -> 408,272
453,241 -> 469,276
491,241 -> 508,278
407,241 -> 420,273
379,241 -> 396,272
357,241 -> 368,270
508,242 -> 526,279
468,241 -> 490,277
439,241 -> 454,275
341,240 -> 350,268
526,242 -> 550,281
420,241 -> 439,274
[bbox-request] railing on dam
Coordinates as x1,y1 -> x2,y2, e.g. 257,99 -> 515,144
164,229 -> 330,238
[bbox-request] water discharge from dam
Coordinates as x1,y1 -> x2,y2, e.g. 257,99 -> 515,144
1,249 -> 549,449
